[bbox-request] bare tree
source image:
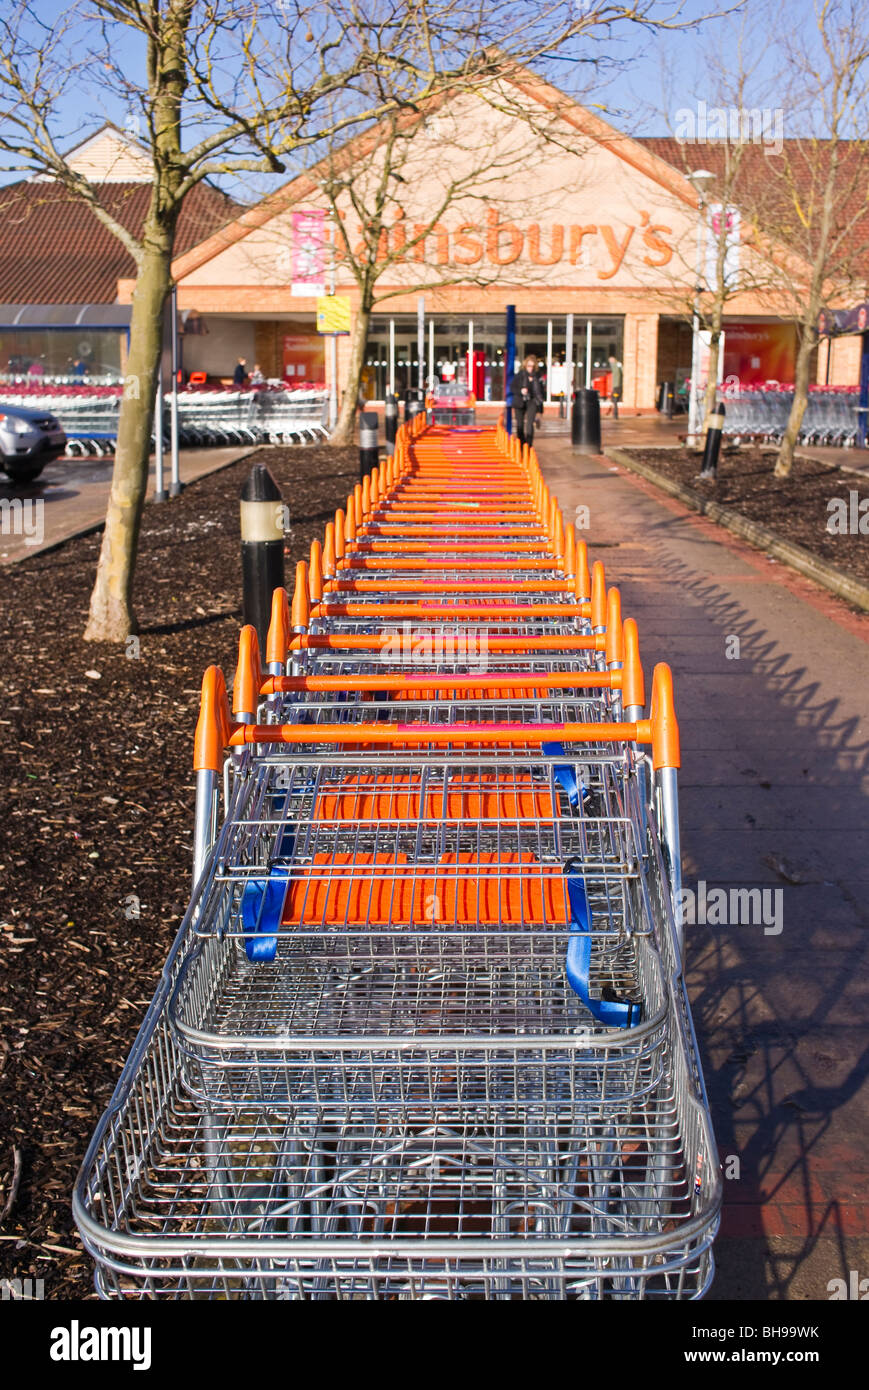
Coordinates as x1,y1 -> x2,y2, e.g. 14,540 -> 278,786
751,0 -> 869,477
0,0 -> 721,640
642,4 -> 789,436
316,12 -> 736,442
319,86 -> 585,441
0,0 -> 456,639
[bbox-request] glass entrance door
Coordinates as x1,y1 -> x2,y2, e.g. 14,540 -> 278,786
364,313 -> 623,401
362,329 -> 419,400
432,318 -> 468,388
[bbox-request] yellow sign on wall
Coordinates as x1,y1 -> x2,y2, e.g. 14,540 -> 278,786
316,296 -> 351,334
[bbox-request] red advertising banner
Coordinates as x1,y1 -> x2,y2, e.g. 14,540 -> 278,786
282,333 -> 325,383
723,322 -> 796,386
291,210 -> 327,297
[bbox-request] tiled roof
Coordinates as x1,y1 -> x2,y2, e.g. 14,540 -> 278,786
637,137 -> 869,275
0,179 -> 238,303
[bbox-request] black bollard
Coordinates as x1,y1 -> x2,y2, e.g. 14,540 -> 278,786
359,410 -> 379,480
571,388 -> 602,454
698,401 -> 725,481
384,393 -> 398,456
240,463 -> 285,656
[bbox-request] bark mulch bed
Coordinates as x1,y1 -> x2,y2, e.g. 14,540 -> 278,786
0,444 -> 358,1298
623,447 -> 869,585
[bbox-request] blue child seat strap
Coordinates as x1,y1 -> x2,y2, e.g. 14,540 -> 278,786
564,869 -> 641,1028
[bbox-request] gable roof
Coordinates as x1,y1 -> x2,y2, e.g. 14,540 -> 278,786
63,122 -> 153,183
171,66 -> 703,282
0,178 -> 239,303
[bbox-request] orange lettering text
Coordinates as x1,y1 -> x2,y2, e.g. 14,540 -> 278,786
452,222 -> 484,265
486,208 -> 523,266
642,222 -> 674,267
598,224 -> 635,279
527,224 -> 564,266
391,209 -> 407,258
569,225 -> 597,265
412,222 -> 450,264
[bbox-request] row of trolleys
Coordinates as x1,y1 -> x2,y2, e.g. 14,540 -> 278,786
73,415 -> 722,1299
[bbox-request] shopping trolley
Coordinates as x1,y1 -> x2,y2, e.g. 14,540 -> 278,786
75,682 -> 719,1299
721,383 -> 861,448
74,414 -> 721,1299
75,657 -> 720,1297
174,387 -> 329,447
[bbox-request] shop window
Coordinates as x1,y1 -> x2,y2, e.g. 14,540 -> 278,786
0,329 -> 123,381
362,313 -> 623,400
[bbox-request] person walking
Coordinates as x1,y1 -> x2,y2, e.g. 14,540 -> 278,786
232,357 -> 248,387
608,352 -> 623,420
509,353 -> 545,446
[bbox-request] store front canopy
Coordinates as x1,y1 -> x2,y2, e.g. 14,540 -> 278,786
0,304 -> 131,329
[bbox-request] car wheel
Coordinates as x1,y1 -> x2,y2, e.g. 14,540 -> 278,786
3,462 -> 45,483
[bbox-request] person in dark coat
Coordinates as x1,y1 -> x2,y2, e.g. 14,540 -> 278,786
509,354 -> 545,445
608,352 -> 623,420
232,357 -> 248,387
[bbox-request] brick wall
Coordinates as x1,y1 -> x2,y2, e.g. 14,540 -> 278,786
253,322 -> 282,378
656,316 -> 692,383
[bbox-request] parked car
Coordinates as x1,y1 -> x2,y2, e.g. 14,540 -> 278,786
0,404 -> 67,483
426,380 -> 476,426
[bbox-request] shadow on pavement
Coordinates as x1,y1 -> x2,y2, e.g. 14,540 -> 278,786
653,542 -> 869,1300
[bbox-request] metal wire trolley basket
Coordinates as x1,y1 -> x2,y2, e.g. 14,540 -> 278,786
73,876 -> 720,1299
74,417 -> 721,1298
73,723 -> 720,1298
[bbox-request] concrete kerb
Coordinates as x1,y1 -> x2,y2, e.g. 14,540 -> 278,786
604,444 -> 869,615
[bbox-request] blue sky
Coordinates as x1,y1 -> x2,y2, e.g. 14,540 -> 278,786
0,0 -> 822,193
546,0 -> 794,136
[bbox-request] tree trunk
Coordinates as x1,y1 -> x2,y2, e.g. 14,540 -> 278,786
774,327 -> 814,479
84,240 -> 173,641
330,297 -> 372,445
703,330 -> 722,424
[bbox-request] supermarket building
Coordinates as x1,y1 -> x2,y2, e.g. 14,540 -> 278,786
1,71 -> 861,408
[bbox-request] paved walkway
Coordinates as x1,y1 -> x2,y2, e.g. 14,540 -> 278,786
0,446 -> 255,563
537,434 -> 869,1300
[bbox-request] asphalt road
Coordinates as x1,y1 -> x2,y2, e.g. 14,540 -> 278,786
539,433 -> 869,1300
0,446 -> 254,564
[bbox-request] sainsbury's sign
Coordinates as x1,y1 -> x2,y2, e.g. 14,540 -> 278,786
343,207 -> 675,279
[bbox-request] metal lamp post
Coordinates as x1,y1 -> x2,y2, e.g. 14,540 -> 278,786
687,169 -> 715,446
169,284 -> 181,496
328,220 -> 338,430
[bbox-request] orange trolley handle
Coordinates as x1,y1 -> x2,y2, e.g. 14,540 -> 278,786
194,663 -> 679,770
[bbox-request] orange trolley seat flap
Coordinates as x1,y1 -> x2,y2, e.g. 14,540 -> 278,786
433,853 -> 570,926
311,772 -> 556,823
279,851 -> 570,928
281,853 -> 430,926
